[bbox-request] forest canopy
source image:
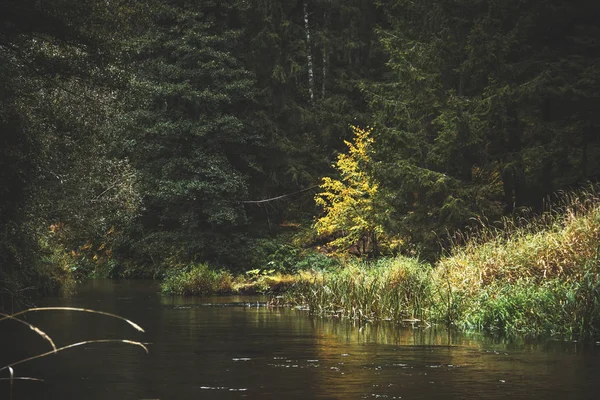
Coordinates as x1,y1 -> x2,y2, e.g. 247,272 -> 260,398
1,0 -> 599,295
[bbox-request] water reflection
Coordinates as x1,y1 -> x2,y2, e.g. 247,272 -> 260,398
1,280 -> 599,400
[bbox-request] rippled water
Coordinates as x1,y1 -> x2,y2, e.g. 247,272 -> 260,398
2,280 -> 600,399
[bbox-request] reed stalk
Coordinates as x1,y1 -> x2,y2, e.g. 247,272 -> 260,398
0,307 -> 147,399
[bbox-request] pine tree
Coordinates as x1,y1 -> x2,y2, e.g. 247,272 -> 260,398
123,0 -> 260,266
0,0 -> 143,289
366,0 -> 600,257
238,0 -> 388,224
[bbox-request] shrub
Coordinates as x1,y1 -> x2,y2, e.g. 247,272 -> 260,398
161,263 -> 233,295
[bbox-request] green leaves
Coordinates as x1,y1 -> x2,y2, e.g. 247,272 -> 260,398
0,0 -> 146,291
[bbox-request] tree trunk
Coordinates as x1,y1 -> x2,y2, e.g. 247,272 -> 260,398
321,9 -> 328,98
303,2 -> 315,102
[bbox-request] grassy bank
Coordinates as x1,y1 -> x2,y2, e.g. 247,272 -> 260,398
432,190 -> 600,337
161,190 -> 600,338
289,191 -> 600,338
161,263 -> 316,295
282,257 -> 432,321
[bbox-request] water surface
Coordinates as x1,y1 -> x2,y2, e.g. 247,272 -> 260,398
1,280 -> 599,399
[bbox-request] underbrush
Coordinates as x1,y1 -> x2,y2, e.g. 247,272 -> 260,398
160,263 -> 316,295
161,264 -> 235,295
160,244 -> 340,296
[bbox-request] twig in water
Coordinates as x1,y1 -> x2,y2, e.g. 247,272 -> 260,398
0,339 -> 149,373
0,307 -> 147,399
0,307 -> 144,332
0,312 -> 57,352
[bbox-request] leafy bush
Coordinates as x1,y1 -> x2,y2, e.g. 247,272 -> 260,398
250,236 -> 341,273
294,252 -> 340,272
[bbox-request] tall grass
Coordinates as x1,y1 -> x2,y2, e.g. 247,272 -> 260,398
458,263 -> 600,337
161,263 -> 235,295
287,257 -> 433,323
431,188 -> 600,336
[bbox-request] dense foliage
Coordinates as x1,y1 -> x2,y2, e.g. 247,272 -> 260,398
1,0 -> 600,300
0,0 -> 143,297
368,0 -> 600,257
121,0 -> 259,268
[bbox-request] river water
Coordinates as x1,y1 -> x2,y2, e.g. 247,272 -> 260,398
1,280 -> 599,399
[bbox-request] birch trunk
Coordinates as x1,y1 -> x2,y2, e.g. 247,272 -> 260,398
321,9 -> 328,98
303,2 -> 315,102
322,48 -> 327,98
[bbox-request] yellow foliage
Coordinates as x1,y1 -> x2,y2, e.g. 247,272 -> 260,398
314,126 -> 383,256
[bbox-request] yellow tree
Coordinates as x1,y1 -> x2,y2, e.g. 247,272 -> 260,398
315,126 -> 383,257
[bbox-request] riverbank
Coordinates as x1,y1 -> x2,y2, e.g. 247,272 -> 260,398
8,278 -> 600,400
162,191 -> 600,339
161,263 -> 312,296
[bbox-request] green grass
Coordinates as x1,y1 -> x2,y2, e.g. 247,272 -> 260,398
458,268 -> 600,337
160,263 -> 315,295
161,263 -> 235,295
284,257 -> 432,322
429,188 -> 600,337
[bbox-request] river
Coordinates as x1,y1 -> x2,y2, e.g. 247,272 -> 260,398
1,280 -> 599,399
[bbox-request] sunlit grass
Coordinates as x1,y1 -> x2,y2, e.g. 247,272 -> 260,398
436,202 -> 600,294
161,263 -> 235,295
431,188 -> 600,336
161,263 -> 317,295
285,257 -> 433,323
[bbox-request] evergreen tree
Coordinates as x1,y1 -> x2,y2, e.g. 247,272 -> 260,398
123,0 -> 260,267
239,0 -> 387,223
315,126 -> 384,257
367,0 -> 600,257
0,0 -> 143,292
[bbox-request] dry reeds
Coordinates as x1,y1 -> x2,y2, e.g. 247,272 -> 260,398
0,307 -> 147,399
435,187 -> 600,295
